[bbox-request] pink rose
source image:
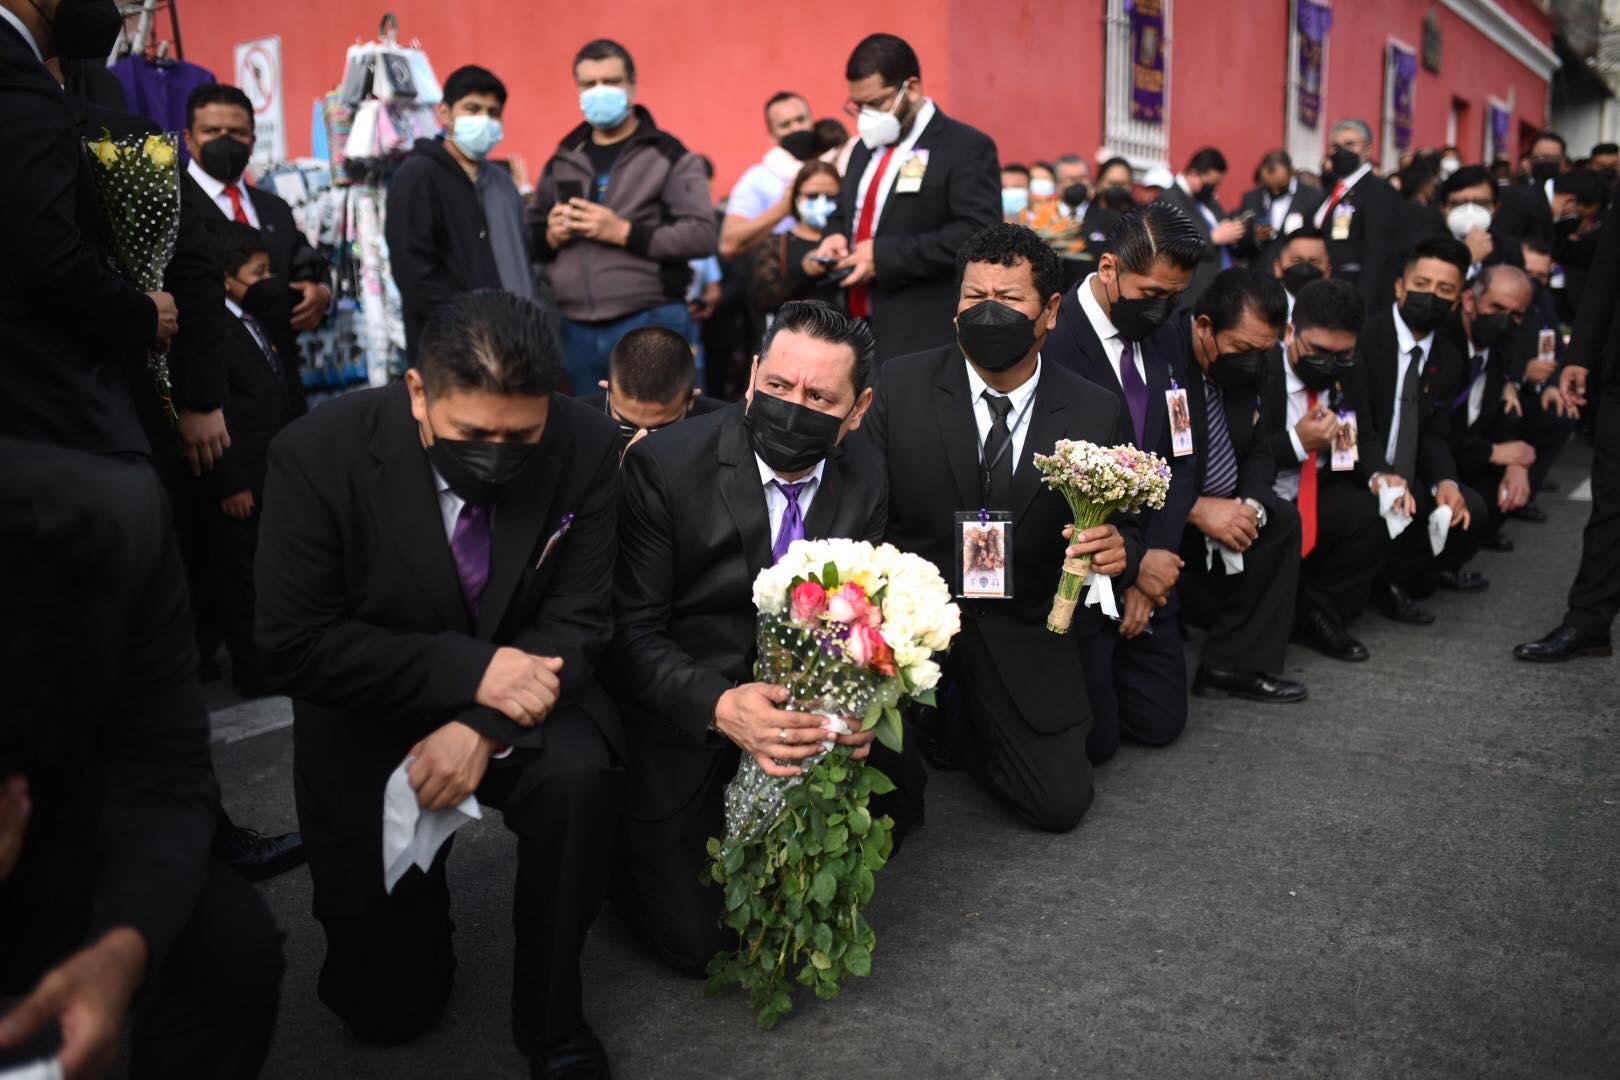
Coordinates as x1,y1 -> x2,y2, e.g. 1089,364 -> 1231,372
847,622 -> 896,676
826,582 -> 870,625
790,581 -> 827,624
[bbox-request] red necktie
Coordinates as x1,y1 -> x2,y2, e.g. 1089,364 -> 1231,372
1315,181 -> 1347,229
1299,388 -> 1319,558
223,182 -> 251,225
846,145 -> 897,319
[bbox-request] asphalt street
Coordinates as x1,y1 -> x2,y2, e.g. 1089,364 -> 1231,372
209,442 -> 1619,1080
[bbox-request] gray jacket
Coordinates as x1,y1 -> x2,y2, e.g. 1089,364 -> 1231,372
529,106 -> 715,322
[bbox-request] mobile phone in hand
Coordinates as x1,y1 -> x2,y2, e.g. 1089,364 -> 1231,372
556,180 -> 586,205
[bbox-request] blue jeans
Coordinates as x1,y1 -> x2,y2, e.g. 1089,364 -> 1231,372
560,301 -> 696,395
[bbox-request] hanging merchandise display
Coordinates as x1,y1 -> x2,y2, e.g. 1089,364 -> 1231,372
107,0 -> 217,164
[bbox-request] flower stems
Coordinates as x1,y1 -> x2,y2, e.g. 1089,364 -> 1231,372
1047,503 -> 1113,634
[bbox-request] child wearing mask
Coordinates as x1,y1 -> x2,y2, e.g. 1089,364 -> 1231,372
784,161 -> 848,307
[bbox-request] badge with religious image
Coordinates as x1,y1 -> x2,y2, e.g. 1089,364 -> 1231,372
1166,382 -> 1194,457
894,149 -> 929,194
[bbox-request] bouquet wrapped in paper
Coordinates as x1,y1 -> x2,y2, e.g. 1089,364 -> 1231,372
1033,440 -> 1170,633
83,130 -> 183,420
705,539 -> 959,1028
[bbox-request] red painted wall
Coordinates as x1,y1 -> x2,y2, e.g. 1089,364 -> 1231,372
1167,0 -> 1291,176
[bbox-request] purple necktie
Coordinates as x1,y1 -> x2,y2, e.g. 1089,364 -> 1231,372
1119,339 -> 1149,445
771,481 -> 808,563
450,501 -> 492,618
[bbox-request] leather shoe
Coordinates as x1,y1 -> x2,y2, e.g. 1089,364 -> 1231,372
1513,625 -> 1613,663
1294,610 -> 1370,662
1192,664 -> 1308,704
1372,581 -> 1435,625
214,826 -> 306,881
1481,532 -> 1514,553
1508,504 -> 1547,523
1438,569 -> 1490,591
533,1023 -> 610,1080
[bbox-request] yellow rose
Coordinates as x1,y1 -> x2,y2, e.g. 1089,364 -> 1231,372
91,141 -> 120,167
143,134 -> 175,168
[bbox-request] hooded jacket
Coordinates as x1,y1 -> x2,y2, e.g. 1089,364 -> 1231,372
528,106 -> 715,322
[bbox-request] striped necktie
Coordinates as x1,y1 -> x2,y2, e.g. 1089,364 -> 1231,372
1203,378 -> 1240,498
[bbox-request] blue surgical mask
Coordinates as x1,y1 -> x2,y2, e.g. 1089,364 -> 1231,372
451,114 -> 503,160
1001,187 -> 1030,218
580,84 -> 631,129
795,194 -> 835,230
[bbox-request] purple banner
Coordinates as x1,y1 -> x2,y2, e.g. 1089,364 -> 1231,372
1296,0 -> 1332,129
1390,46 -> 1417,153
1128,0 -> 1165,125
1489,104 -> 1511,160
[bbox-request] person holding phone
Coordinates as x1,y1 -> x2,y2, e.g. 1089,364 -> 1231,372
781,161 -> 849,307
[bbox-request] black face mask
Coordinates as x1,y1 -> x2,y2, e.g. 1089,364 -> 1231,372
745,388 -> 846,474
1326,147 -> 1361,179
1281,261 -> 1325,296
35,0 -> 122,60
1530,160 -> 1561,184
957,299 -> 1038,373
1292,346 -> 1339,391
1397,289 -> 1454,336
425,426 -> 536,505
1106,275 -> 1175,342
1554,214 -> 1582,237
238,275 -> 291,323
1470,311 -> 1514,350
1062,182 -> 1090,210
1597,167 -> 1618,191
198,134 -> 252,183
778,129 -> 820,163
1101,184 -> 1135,211
1210,347 -> 1265,391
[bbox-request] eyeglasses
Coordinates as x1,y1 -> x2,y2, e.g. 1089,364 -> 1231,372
1298,345 -> 1357,369
603,391 -> 690,442
842,82 -> 907,119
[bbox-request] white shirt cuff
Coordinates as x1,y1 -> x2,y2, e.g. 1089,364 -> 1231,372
1288,428 -> 1309,463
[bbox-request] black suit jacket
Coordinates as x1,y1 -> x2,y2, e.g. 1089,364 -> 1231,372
182,172 -> 323,286
1494,184 -> 1554,259
0,20 -> 156,454
1043,279 -> 1200,551
212,313 -> 306,499
573,389 -> 728,418
1258,346 -> 1377,492
1156,184 -> 1226,307
859,344 -> 1143,733
1322,171 -> 1404,310
256,384 -> 621,894
1178,326 -> 1276,509
1352,306 -> 1463,487
824,106 -> 1000,361
612,401 -> 886,818
1565,180 -> 1620,385
1235,182 -> 1325,268
1438,318 -> 1518,477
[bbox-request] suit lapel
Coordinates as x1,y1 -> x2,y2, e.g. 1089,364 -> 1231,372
717,408 -> 774,570
802,446 -> 843,539
475,411 -> 564,639
1185,354 -> 1211,490
932,351 -> 981,508
1011,378 -> 1066,524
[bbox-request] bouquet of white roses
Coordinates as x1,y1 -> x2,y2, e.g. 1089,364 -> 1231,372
1033,440 -> 1171,633
83,130 -> 183,421
705,538 -> 959,1028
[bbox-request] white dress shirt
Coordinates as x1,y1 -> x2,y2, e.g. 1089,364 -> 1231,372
1314,162 -> 1372,226
433,468 -> 467,542
965,355 -> 1042,476
1273,358 -> 1317,502
1175,174 -> 1221,233
1076,273 -> 1147,391
0,6 -> 42,62
1464,339 -> 1490,428
756,454 -> 825,546
224,296 -> 276,361
1266,178 -> 1298,231
1386,302 -> 1436,465
188,157 -> 261,229
851,97 -> 937,238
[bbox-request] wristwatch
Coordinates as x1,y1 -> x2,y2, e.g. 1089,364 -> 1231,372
1241,497 -> 1269,529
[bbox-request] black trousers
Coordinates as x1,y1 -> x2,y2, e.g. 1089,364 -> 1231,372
1565,381 -> 1620,635
1458,462 -> 1510,544
1296,476 -> 1390,627
941,619 -> 1095,834
310,709 -> 622,1055
1177,502 -> 1301,673
194,502 -> 263,682
1522,392 -> 1578,495
1,860 -> 283,1079
1384,481 -> 1488,596
613,734 -> 923,979
1078,604 -> 1189,765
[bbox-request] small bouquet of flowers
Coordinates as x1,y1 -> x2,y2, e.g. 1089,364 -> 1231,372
83,130 -> 183,421
1033,440 -> 1171,633
705,538 -> 960,1029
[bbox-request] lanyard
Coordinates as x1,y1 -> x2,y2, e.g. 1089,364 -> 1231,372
978,387 -> 1039,487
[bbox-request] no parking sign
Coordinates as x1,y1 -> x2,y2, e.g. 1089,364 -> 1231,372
234,35 -> 285,175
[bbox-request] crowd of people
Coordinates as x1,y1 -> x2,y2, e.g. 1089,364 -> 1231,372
2,4 -> 1617,1077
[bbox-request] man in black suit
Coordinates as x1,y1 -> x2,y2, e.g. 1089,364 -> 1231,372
1158,147 -> 1246,308
1316,118 -> 1404,310
0,440 -> 283,1079
863,223 -> 1133,830
573,324 -> 725,458
1515,178 -> 1620,662
1493,131 -> 1567,256
0,0 -> 176,456
256,291 -> 622,1078
813,33 -> 1001,361
612,300 -> 895,976
1437,165 -> 1510,276
1043,203 -> 1206,764
1353,237 -> 1484,623
1236,150 -> 1325,272
181,84 -> 332,346
1271,226 -> 1333,324
1259,277 -> 1387,662
1174,270 -> 1307,703
1515,239 -> 1577,501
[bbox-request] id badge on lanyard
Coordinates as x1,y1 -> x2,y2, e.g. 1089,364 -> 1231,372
955,509 -> 1013,599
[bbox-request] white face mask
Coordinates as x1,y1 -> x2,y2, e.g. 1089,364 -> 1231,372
1440,156 -> 1461,178
1030,177 -> 1056,198
1446,202 -> 1492,241
856,82 -> 909,150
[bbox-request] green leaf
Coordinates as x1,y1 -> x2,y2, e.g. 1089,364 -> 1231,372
845,943 -> 873,977
814,980 -> 841,1000
811,868 -> 837,905
865,767 -> 897,795
848,805 -> 872,836
913,687 -> 938,708
813,922 -> 833,955
810,950 -> 832,970
724,877 -> 750,912
823,561 -> 840,588
862,842 -> 889,871
796,964 -> 817,986
705,837 -> 722,858
824,825 -> 849,854
875,712 -> 904,753
723,844 -> 746,875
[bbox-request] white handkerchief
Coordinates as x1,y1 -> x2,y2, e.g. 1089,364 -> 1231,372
1427,503 -> 1453,557
1203,535 -> 1245,574
1378,483 -> 1414,539
0,1059 -> 64,1080
382,757 -> 482,894
1082,571 -> 1119,619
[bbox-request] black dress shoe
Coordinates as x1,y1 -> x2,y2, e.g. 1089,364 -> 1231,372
1192,664 -> 1308,704
533,1023 -> 610,1080
1372,582 -> 1435,625
214,826 -> 306,881
1513,625 -> 1613,663
1438,568 -> 1490,591
1508,504 -> 1547,523
1294,610 -> 1370,662
1481,532 -> 1515,553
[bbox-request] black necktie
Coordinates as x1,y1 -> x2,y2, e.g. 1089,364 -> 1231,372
982,392 -> 1015,506
1394,345 -> 1422,480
